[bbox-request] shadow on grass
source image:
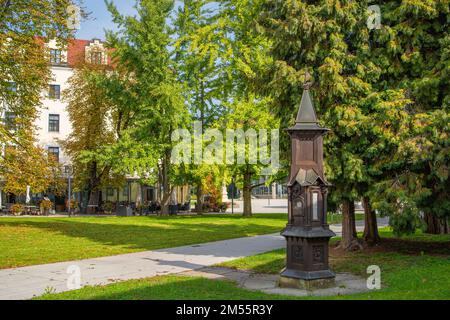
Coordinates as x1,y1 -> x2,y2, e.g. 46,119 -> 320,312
37,275 -> 290,300
369,238 -> 450,256
0,216 -> 285,256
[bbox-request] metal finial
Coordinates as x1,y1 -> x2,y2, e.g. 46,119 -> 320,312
302,71 -> 313,90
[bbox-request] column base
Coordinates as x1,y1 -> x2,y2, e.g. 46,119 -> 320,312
279,276 -> 335,290
279,269 -> 335,290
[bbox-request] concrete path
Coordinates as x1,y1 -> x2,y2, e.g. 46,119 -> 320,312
225,199 -> 288,214
0,218 -> 389,300
182,267 -> 369,297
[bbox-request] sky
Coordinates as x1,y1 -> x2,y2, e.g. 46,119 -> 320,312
75,0 -> 187,41
75,1 -> 136,40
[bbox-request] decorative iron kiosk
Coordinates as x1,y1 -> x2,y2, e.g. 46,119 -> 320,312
279,81 -> 336,290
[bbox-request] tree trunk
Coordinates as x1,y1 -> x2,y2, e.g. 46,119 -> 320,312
362,196 -> 380,246
160,153 -> 171,216
340,199 -> 361,250
85,162 -> 100,214
425,212 -> 449,234
195,182 -> 203,214
87,190 -> 100,214
350,200 -> 357,238
243,171 -> 252,217
160,190 -> 171,215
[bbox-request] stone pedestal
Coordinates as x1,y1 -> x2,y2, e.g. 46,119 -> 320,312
279,276 -> 335,291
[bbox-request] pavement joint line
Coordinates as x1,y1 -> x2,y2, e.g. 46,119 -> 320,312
0,218 -> 388,300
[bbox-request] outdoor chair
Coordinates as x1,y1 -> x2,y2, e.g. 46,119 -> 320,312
179,202 -> 191,212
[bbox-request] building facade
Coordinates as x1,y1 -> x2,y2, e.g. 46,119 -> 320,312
38,38 -> 110,166
1,38 -> 189,212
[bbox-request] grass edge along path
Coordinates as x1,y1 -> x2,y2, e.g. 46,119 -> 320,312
36,229 -> 450,300
218,228 -> 450,300
0,214 -> 287,269
0,213 -> 364,269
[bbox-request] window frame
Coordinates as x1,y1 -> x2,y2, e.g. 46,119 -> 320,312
90,51 -> 103,65
48,84 -> 61,100
48,114 -> 60,133
50,49 -> 62,65
122,185 -> 129,197
4,112 -> 16,130
312,192 -> 319,221
48,146 -> 60,162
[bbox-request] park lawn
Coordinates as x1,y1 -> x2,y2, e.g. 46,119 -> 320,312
219,228 -> 450,300
0,212 -> 362,269
36,228 -> 450,300
328,212 -> 364,225
0,214 -> 287,269
36,275 -> 299,300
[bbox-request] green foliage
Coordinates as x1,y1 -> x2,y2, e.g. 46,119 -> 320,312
222,95 -> 280,184
173,0 -> 226,124
367,0 -> 450,231
103,0 -> 191,210
257,0 -> 449,235
62,63 -> 126,193
0,0 -> 80,195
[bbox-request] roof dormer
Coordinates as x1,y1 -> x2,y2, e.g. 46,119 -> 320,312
85,39 -> 108,65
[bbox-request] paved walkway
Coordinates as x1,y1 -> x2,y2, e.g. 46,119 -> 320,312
225,199 -> 288,214
0,218 -> 388,300
182,267 -> 369,297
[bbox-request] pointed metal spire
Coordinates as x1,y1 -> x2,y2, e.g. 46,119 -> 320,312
295,86 -> 318,125
288,72 -> 328,132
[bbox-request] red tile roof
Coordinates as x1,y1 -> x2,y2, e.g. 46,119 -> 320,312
35,37 -> 114,68
67,39 -> 91,66
68,39 -> 113,67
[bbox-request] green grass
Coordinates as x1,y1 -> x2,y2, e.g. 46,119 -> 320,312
0,212 -> 361,269
0,214 -> 287,269
219,228 -> 450,300
327,212 -> 364,225
34,228 -> 450,300
36,275 -> 298,300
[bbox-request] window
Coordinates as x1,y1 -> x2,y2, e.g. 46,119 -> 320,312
90,51 -> 103,65
147,188 -> 155,202
48,147 -> 60,162
107,188 -> 115,197
122,185 -> 129,197
49,85 -> 61,99
50,49 -> 62,64
312,192 -> 319,221
4,112 -> 16,130
48,114 -> 60,132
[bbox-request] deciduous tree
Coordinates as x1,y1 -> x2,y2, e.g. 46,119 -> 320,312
0,0 -> 82,200
61,62 -> 127,212
105,0 -> 190,215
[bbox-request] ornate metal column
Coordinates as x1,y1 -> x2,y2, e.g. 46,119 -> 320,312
279,80 -> 336,290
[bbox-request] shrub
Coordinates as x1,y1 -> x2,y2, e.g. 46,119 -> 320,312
69,199 -> 78,209
40,199 -> 53,211
103,201 -> 114,214
218,202 -> 228,213
11,204 -> 24,216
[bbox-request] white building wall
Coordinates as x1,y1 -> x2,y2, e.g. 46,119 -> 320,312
35,65 -> 74,165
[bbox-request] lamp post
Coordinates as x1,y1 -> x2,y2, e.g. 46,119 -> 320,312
231,177 -> 235,214
279,78 -> 336,290
64,165 -> 73,217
